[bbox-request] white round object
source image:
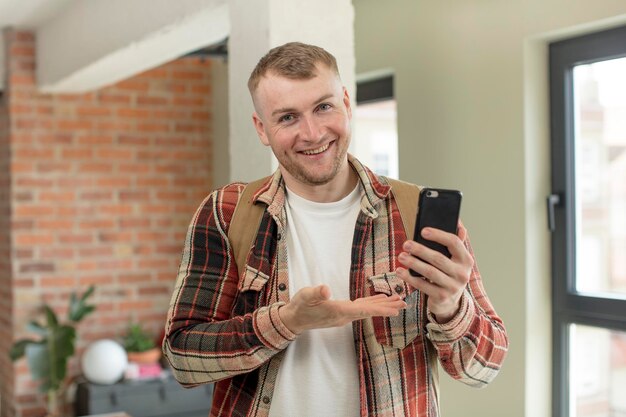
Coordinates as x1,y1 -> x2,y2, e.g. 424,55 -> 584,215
81,339 -> 128,385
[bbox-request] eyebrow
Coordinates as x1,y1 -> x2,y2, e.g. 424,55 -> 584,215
271,93 -> 335,117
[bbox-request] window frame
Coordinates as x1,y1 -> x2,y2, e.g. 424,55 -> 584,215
549,24 -> 626,417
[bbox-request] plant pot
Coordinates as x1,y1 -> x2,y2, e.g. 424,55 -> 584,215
127,347 -> 161,364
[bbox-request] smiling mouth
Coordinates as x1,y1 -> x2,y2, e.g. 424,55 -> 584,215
301,142 -> 332,155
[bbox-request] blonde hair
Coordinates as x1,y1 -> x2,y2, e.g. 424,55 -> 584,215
248,42 -> 339,94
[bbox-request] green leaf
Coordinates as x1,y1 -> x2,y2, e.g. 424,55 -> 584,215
68,286 -> 96,322
44,306 -> 59,329
9,339 -> 35,361
26,321 -> 47,336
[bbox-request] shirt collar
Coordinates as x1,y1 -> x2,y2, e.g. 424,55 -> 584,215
252,154 -> 392,219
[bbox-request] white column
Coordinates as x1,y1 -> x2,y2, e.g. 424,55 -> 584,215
227,0 -> 355,183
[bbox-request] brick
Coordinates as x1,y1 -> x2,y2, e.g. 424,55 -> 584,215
117,108 -> 151,118
80,190 -> 114,201
14,205 -> 54,217
9,74 -> 35,85
97,93 -> 131,104
140,68 -> 168,78
100,205 -> 134,216
12,219 -> 35,230
76,107 -> 112,117
77,135 -> 114,145
38,133 -> 73,145
118,134 -> 151,146
15,234 -> 54,246
137,96 -> 169,106
116,80 -> 149,91
98,231 -> 132,243
119,190 -> 149,201
119,300 -> 153,311
40,191 -> 76,202
96,121 -> 133,131
38,219 -> 73,230
40,248 -> 75,258
119,273 -> 152,283
79,219 -> 115,229
172,70 -> 204,80
56,120 -> 93,130
13,148 -> 54,159
37,161 -> 72,173
14,191 -> 33,202
96,148 -> 133,159
137,177 -> 169,187
41,277 -> 75,287
119,163 -> 151,174
15,249 -> 34,259
78,162 -> 112,173
62,148 -> 93,159
119,218 -> 151,228
79,247 -> 114,257
96,177 -> 132,188
137,122 -> 170,133
79,275 -> 112,286
58,234 -> 93,244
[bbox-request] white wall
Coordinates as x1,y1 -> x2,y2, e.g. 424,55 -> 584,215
354,1 -> 626,416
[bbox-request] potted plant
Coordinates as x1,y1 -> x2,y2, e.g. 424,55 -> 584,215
9,286 -> 96,417
122,323 -> 161,364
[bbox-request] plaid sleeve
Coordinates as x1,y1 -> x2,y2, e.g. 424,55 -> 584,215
162,184 -> 296,386
425,228 -> 509,387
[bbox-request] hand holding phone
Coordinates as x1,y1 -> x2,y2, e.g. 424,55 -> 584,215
409,188 -> 462,277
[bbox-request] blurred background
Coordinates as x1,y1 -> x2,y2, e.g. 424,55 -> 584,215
1,1 -> 625,416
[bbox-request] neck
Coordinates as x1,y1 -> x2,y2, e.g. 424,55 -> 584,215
282,160 -> 358,203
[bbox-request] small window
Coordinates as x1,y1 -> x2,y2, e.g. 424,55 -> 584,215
353,75 -> 398,179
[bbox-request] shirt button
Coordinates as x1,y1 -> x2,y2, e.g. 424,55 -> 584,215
277,233 -> 282,240
278,283 -> 287,291
394,284 -> 404,294
262,396 -> 271,404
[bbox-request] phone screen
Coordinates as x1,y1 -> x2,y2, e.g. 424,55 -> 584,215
409,188 -> 462,277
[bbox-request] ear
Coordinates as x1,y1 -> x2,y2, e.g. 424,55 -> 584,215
252,112 -> 270,146
342,87 -> 352,119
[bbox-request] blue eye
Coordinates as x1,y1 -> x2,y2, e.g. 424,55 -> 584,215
318,103 -> 332,111
279,114 -> 295,123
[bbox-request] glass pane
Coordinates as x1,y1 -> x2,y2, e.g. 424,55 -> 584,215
353,100 -> 399,179
569,324 -> 626,417
573,57 -> 626,297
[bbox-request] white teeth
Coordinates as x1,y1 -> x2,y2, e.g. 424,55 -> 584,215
302,143 -> 330,155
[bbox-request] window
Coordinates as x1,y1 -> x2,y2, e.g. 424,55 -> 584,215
550,25 -> 626,417
353,74 -> 398,179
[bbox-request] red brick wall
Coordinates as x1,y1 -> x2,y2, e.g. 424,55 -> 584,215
2,29 -> 214,417
1,30 -> 15,417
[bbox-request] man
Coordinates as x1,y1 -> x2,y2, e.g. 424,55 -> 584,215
163,42 -> 508,417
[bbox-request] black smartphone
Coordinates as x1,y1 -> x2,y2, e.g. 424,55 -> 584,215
409,188 -> 463,277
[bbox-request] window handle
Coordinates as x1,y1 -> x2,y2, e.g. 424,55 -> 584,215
547,193 -> 562,232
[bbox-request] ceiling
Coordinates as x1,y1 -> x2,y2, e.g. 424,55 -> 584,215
0,0 -> 75,29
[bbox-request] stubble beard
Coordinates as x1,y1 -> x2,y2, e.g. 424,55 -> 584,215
277,137 -> 349,186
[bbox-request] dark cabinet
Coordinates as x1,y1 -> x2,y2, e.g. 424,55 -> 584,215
75,374 -> 212,417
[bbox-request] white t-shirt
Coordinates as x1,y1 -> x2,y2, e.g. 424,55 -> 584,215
268,185 -> 362,417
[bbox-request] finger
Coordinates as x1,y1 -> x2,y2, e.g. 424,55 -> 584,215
420,228 -> 470,263
395,266 -> 440,296
353,294 -> 390,303
398,250 -> 450,285
342,297 -> 407,319
457,221 -> 467,241
298,285 -> 332,305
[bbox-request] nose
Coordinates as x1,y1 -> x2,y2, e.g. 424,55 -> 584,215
299,115 -> 323,141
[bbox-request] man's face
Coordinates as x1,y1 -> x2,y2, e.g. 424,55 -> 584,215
251,64 -> 352,187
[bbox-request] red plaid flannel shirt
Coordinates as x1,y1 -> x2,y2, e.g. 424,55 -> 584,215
163,156 -> 508,417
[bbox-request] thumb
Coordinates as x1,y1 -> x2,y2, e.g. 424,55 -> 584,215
301,285 -> 331,304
